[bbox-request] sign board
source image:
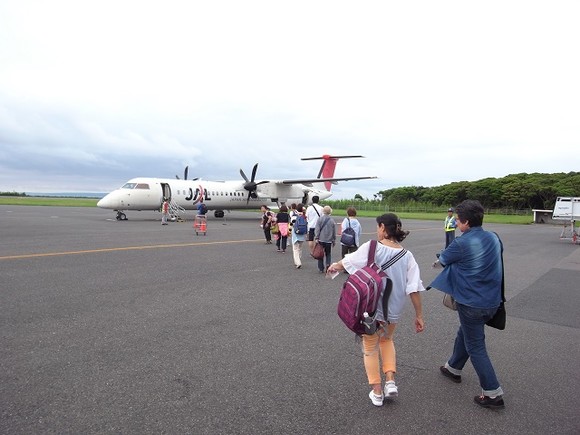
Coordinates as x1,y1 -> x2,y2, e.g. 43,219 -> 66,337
552,197 -> 580,220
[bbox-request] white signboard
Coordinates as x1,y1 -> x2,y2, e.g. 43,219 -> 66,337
552,197 -> 580,220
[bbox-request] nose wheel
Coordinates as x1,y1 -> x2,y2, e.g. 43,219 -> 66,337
116,211 -> 127,221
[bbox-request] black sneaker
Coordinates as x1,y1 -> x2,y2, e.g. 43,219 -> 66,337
440,366 -> 461,383
474,395 -> 505,409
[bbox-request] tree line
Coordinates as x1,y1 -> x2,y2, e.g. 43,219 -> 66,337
372,172 -> 580,210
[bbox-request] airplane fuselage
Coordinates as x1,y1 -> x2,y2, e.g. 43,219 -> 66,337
97,177 -> 331,214
96,155 -> 376,219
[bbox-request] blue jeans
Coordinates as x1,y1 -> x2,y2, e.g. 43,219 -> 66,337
317,241 -> 332,272
447,303 -> 503,396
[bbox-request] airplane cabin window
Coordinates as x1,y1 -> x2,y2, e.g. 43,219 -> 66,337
122,183 -> 137,189
135,183 -> 150,189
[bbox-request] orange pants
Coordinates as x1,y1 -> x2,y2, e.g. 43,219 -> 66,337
362,324 -> 397,385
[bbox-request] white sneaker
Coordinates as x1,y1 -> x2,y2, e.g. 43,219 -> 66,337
384,381 -> 398,398
368,390 -> 384,406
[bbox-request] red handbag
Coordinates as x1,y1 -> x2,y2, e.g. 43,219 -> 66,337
310,242 -> 325,259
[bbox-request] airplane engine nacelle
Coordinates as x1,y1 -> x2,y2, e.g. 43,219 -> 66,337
303,191 -> 320,206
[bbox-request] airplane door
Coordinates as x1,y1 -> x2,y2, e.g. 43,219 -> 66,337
161,183 -> 172,202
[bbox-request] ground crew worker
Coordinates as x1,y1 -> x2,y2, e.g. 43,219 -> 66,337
444,207 -> 457,247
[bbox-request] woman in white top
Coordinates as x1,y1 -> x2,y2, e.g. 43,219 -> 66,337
327,213 -> 425,407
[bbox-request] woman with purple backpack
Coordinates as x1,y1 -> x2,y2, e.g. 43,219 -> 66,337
327,213 -> 425,407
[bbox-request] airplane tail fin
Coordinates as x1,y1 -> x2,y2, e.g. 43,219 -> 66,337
301,154 -> 364,191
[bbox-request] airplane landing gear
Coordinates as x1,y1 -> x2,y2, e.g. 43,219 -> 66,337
116,211 -> 127,221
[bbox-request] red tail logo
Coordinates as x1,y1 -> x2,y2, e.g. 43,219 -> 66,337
319,155 -> 338,191
302,154 -> 364,192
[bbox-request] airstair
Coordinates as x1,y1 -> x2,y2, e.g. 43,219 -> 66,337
169,200 -> 186,222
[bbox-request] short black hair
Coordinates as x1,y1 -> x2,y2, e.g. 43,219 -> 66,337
455,200 -> 484,227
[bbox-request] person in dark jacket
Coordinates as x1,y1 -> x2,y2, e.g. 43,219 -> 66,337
276,205 -> 290,253
260,205 -> 273,244
430,199 -> 505,409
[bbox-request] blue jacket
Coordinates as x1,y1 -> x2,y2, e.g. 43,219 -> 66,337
429,227 -> 502,309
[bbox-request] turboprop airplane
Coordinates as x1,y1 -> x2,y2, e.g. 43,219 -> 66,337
97,154 -> 377,220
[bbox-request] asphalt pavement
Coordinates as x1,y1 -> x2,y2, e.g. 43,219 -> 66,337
1,205 -> 579,435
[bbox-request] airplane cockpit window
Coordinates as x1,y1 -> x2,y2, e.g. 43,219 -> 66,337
135,183 -> 150,189
122,183 -> 137,189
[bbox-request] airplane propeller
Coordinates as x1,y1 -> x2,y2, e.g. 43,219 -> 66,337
240,163 -> 269,203
176,166 -> 189,180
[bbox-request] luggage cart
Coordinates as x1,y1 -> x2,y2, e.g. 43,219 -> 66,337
193,215 -> 207,235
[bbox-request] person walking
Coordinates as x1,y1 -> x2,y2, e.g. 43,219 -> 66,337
305,195 -> 323,251
161,198 -> 169,225
290,203 -> 307,268
260,205 -> 273,244
314,205 -> 336,273
444,207 -> 457,248
340,206 -> 362,259
327,213 -> 425,406
289,203 -> 298,234
429,200 -> 505,409
276,205 -> 290,253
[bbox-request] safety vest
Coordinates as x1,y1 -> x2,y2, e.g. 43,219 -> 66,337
444,216 -> 456,232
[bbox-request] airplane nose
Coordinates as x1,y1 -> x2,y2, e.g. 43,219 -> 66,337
97,194 -> 114,209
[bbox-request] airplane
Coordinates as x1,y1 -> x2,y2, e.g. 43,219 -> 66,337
96,154 -> 377,220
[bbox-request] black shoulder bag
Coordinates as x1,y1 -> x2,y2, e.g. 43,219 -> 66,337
486,233 -> 506,330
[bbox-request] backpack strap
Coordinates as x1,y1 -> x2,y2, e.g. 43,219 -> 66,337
379,248 -> 407,323
367,239 -> 378,266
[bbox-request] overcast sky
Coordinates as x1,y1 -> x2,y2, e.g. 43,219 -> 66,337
0,1 -> 578,199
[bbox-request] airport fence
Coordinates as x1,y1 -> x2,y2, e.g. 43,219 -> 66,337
324,200 -> 533,216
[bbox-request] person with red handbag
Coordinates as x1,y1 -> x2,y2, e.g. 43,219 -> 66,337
314,206 -> 335,273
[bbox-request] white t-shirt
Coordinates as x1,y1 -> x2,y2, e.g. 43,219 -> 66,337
305,204 -> 323,229
341,240 -> 425,323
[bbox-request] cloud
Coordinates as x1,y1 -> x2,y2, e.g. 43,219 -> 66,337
0,1 -> 579,198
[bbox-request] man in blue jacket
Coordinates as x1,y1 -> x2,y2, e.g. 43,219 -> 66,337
430,199 -> 505,409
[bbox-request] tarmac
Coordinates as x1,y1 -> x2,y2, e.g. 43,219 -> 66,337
1,205 -> 579,435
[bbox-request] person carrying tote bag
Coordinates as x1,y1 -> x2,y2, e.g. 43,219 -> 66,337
428,200 -> 506,410
313,206 -> 336,273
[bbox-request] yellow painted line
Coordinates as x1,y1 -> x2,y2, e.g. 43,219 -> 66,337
1,226 -> 436,261
0,239 -> 262,261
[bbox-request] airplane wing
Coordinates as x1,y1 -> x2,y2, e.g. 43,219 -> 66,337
278,176 -> 377,187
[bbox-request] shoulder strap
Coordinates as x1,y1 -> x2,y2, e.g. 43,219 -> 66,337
347,218 -> 352,228
367,240 -> 378,266
493,232 -> 506,303
314,205 -> 321,217
380,248 -> 407,271
319,215 -> 329,231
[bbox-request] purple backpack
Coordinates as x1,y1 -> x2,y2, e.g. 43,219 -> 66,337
337,240 -> 407,335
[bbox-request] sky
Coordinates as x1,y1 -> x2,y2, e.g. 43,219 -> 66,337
0,0 -> 578,200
